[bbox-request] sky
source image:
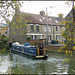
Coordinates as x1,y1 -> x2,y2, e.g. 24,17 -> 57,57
20,1 -> 72,18
0,1 -> 73,24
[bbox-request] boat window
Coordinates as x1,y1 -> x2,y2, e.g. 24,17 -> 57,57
17,47 -> 19,50
12,46 -> 13,49
30,49 -> 35,53
12,46 -> 14,49
25,49 -> 27,52
28,49 -> 30,52
21,47 -> 24,51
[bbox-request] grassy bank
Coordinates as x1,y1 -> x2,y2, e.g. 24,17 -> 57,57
46,48 -> 75,56
0,44 -> 9,49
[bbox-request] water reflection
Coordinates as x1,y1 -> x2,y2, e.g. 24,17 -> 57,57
0,52 -> 75,74
9,53 -> 69,74
0,55 -> 12,74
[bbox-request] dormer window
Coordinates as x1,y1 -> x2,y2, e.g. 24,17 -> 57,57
49,18 -> 51,20
55,20 -> 58,23
39,19 -> 42,21
30,24 -> 34,25
42,17 -> 45,20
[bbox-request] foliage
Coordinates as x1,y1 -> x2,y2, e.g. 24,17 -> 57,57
0,1 -> 26,36
58,13 -> 63,18
0,34 -> 9,43
0,33 -> 9,52
27,37 -> 31,40
0,1 -> 27,44
0,1 -> 22,23
60,1 -> 75,51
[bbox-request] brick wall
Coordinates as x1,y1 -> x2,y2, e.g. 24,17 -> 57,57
27,40 -> 43,45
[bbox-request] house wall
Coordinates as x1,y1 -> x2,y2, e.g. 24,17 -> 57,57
27,24 -> 65,43
9,24 -> 27,44
9,23 -> 65,44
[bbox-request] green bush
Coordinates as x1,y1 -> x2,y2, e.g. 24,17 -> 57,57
27,37 -> 31,40
0,34 -> 9,49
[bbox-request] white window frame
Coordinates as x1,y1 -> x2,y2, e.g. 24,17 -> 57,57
56,35 -> 60,40
40,35 -> 42,39
60,26 -> 62,32
44,26 -> 47,32
49,26 -> 51,32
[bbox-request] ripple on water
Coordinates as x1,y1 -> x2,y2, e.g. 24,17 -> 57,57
11,53 -> 46,65
0,52 -> 71,74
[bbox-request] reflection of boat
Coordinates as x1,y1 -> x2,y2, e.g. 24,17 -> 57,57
10,42 -> 48,59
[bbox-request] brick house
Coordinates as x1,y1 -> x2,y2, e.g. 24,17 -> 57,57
9,11 -> 65,44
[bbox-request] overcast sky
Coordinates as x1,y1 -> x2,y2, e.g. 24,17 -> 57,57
20,1 -> 72,18
0,1 -> 73,24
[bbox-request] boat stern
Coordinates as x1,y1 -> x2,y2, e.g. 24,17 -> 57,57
35,55 -> 48,59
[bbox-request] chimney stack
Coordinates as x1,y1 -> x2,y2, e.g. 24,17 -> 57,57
40,11 -> 45,16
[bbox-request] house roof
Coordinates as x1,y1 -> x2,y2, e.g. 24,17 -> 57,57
21,12 -> 64,26
0,23 -> 7,27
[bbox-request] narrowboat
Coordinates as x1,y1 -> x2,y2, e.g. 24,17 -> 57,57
10,42 -> 48,59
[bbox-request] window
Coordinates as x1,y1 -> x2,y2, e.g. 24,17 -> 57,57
39,18 -> 42,21
12,46 -> 14,49
48,35 -> 49,40
21,47 -> 24,52
31,35 -> 33,40
56,35 -> 57,40
0,28 -> 1,30
55,20 -> 58,23
49,18 -> 51,21
31,25 -> 34,32
56,27 -> 58,31
60,26 -> 62,31
31,35 -> 36,40
45,26 -> 47,32
50,35 -> 51,40
56,35 -> 60,40
36,26 -> 39,32
17,47 -> 19,50
49,26 -> 51,32
40,35 -> 42,39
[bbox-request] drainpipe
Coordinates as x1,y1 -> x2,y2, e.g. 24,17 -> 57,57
53,25 -> 54,40
46,7 -> 48,45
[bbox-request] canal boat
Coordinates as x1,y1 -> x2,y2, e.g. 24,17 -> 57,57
10,42 -> 48,59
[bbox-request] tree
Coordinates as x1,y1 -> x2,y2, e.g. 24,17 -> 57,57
58,13 -> 63,18
0,1 -> 23,23
61,1 -> 75,51
0,1 -> 27,49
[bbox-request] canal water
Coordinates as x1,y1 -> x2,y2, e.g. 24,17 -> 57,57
0,51 -> 75,74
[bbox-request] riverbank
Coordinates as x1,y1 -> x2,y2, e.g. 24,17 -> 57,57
46,49 -> 75,56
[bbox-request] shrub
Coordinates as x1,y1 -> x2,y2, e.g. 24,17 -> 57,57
27,37 -> 31,40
